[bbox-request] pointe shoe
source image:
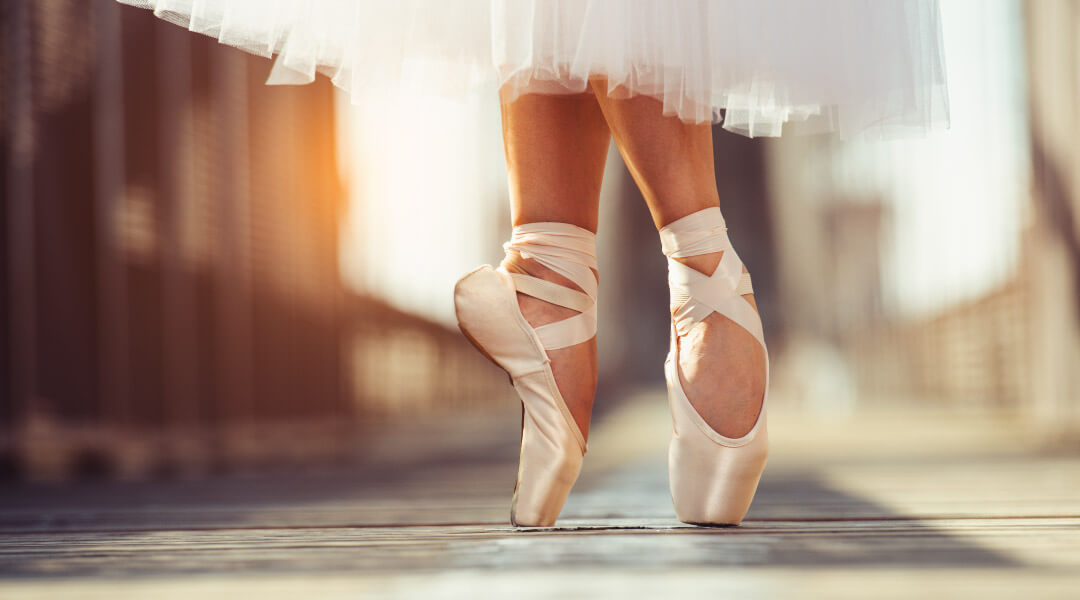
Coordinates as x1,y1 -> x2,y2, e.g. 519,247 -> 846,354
660,207 -> 769,526
453,222 -> 598,527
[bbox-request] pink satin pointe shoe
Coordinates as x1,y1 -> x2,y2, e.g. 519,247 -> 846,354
660,206 -> 769,526
453,222 -> 597,527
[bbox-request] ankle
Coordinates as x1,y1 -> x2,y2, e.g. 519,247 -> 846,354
672,252 -> 723,277
669,252 -> 757,316
501,251 -> 597,293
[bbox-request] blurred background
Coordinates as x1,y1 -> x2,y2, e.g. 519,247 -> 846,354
1,0 -> 1078,483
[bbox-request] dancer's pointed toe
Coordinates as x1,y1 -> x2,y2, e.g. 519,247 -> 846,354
453,222 -> 597,527
659,207 -> 770,527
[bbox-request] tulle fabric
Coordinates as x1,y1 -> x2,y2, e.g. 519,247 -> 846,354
117,0 -> 951,140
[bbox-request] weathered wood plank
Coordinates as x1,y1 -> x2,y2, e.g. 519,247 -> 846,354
0,399 -> 1077,597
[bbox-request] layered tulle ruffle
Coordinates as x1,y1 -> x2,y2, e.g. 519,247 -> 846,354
118,0 -> 951,140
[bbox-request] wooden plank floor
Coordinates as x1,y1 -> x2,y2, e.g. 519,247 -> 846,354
1,390 -> 1078,599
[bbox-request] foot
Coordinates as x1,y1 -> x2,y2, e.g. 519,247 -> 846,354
673,252 -> 766,439
501,251 -> 597,442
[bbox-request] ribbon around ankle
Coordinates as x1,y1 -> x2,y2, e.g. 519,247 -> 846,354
503,222 -> 599,350
658,207 -> 760,343
659,206 -> 731,258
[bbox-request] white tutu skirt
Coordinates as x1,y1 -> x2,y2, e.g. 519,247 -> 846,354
118,0 -> 951,140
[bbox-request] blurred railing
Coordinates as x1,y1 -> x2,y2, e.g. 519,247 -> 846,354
0,0 -> 508,480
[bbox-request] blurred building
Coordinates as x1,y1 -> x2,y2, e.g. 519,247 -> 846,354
763,0 -> 1080,443
0,0 -> 506,480
1023,0 -> 1080,440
